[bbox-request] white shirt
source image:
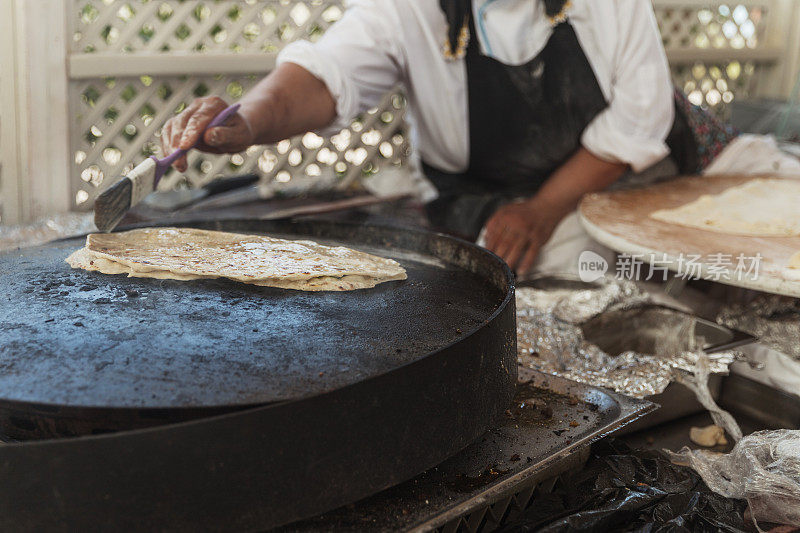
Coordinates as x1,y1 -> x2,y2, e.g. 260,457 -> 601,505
277,0 -> 674,175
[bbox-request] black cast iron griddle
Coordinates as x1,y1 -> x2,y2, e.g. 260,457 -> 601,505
0,219 -> 517,531
0,219 -> 513,439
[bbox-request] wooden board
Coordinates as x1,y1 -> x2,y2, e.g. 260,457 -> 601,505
579,174 -> 800,298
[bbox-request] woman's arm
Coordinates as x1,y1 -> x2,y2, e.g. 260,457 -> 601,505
483,148 -> 627,273
241,63 -> 338,145
160,63 -> 336,173
160,0 -> 404,173
580,0 -> 673,172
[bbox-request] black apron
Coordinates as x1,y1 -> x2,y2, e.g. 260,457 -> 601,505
425,1 -> 700,241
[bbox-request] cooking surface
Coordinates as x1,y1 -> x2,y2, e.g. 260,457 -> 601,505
0,220 -> 505,409
579,174 -> 800,298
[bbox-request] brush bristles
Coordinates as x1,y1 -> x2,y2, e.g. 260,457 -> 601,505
94,177 -> 132,232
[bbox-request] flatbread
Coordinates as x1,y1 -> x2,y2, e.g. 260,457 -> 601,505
651,178 -> 800,236
66,227 -> 407,291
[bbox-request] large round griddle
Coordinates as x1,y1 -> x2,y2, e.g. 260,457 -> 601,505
0,220 -> 516,530
0,219 -> 513,440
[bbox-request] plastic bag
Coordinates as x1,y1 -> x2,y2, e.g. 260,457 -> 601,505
667,429 -> 800,528
673,350 -> 743,442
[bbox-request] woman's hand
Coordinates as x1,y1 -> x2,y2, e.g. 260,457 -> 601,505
159,64 -> 339,173
483,196 -> 569,274
160,96 -> 255,173
483,148 -> 629,273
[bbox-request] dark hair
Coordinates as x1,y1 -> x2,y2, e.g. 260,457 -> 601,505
543,0 -> 568,18
438,0 -> 470,57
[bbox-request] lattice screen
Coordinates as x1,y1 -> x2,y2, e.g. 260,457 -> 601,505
68,1 -> 777,211
72,73 -> 408,204
72,1 -> 345,55
655,3 -> 770,115
69,0 -> 410,210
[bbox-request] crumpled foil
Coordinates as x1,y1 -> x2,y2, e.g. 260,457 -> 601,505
717,294 -> 800,360
516,279 -> 737,398
0,212 -> 95,252
515,278 -> 649,324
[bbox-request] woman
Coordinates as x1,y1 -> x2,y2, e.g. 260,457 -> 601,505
161,0 -> 795,274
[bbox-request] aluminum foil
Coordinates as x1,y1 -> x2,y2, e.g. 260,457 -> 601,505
516,279 -> 737,398
717,294 -> 800,360
0,212 -> 95,252
516,278 -> 649,324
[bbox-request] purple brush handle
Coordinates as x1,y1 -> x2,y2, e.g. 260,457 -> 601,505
152,103 -> 241,184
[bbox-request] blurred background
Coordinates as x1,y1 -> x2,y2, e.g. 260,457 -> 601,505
1,0 -> 800,226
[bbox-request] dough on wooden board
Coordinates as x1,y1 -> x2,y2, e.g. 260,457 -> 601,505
783,251 -> 800,282
651,178 -> 800,236
66,227 -> 407,291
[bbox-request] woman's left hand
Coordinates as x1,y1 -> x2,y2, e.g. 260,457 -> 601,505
483,196 -> 567,274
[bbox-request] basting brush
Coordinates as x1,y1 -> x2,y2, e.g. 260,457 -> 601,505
93,103 -> 241,232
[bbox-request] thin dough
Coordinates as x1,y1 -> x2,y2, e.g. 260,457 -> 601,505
689,424 -> 728,447
651,178 -> 800,236
66,227 -> 407,291
783,251 -> 800,282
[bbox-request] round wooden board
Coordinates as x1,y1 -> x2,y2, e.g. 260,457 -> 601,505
579,174 -> 800,298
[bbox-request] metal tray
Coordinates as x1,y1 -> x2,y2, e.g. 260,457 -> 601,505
283,367 -> 655,532
580,304 -> 755,355
623,373 -> 800,453
581,303 -> 754,434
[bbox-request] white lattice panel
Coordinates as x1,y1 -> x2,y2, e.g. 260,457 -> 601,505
657,2 -> 768,51
68,0 -> 410,211
71,72 -> 409,207
655,2 -> 775,114
672,60 -> 758,110
71,0 -> 344,55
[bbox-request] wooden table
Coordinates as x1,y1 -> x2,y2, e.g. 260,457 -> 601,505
579,174 -> 800,298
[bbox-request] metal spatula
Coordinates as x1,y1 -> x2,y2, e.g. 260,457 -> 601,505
142,173 -> 259,211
